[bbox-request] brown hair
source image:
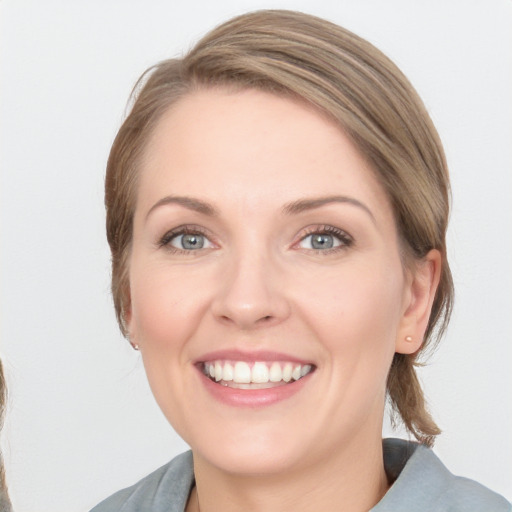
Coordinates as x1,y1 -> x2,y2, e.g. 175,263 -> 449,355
105,10 -> 453,446
0,360 -> 13,511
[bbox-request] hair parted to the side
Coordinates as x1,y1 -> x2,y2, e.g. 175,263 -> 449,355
105,10 -> 453,446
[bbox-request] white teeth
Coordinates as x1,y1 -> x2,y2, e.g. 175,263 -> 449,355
203,360 -> 313,385
223,362 -> 234,381
282,363 -> 293,382
269,362 -> 282,382
214,361 -> 222,382
233,361 -> 251,384
251,362 -> 269,383
301,364 -> 312,377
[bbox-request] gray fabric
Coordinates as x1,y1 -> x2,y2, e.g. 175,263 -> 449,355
91,451 -> 194,512
91,438 -> 511,512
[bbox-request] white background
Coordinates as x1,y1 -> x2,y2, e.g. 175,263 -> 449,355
1,1 -> 511,510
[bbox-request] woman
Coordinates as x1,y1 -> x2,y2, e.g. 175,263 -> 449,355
91,10 -> 510,512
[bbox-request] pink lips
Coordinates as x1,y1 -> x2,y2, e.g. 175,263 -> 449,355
196,349 -> 312,365
195,349 -> 315,408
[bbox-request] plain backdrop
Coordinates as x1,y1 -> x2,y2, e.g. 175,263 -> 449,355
1,1 -> 511,511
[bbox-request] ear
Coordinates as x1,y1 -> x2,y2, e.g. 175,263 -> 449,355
124,303 -> 140,350
396,249 -> 442,355
122,287 -> 135,342
124,304 -> 133,334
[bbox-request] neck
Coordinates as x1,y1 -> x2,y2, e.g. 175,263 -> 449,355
188,434 -> 389,512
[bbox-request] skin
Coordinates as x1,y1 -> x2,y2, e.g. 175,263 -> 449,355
126,88 -> 441,512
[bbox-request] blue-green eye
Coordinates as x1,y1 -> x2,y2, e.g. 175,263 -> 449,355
298,227 -> 352,251
159,228 -> 214,252
171,233 -> 209,250
299,233 -> 341,250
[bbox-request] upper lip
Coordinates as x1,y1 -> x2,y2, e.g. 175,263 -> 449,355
195,349 -> 314,365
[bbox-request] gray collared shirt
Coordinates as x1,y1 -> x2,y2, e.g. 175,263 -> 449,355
91,438 -> 511,512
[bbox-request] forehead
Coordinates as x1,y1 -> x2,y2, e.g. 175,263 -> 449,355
137,88 -> 393,221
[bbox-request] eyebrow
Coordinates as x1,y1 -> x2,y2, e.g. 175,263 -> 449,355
146,194 -> 376,223
282,196 -> 376,223
146,196 -> 219,219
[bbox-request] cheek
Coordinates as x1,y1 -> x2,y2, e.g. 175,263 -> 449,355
128,262 -> 209,351
127,262 -> 210,433
297,258 -> 404,366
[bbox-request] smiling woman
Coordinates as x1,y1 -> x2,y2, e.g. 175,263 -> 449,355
91,10 -> 510,512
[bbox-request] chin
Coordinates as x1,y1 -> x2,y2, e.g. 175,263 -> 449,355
180,417 -> 314,476
195,439 -> 306,476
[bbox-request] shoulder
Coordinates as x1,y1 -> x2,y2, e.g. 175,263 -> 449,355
90,451 -> 194,512
375,438 -> 511,512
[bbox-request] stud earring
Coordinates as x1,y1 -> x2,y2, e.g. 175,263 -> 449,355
405,335 -> 413,343
128,338 -> 139,351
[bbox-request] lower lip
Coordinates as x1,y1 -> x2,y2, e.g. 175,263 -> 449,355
198,371 -> 311,408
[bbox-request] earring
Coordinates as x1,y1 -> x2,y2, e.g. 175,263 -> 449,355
405,335 -> 413,343
128,338 -> 139,351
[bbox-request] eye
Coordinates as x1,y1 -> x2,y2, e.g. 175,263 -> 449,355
158,227 -> 215,253
171,233 -> 212,250
296,226 -> 353,252
299,232 -> 342,250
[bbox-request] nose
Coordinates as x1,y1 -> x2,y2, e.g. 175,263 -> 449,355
211,250 -> 291,330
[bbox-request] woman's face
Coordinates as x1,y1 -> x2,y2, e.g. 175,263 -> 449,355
127,89 -> 424,475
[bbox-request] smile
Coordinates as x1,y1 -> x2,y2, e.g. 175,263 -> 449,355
201,360 -> 315,389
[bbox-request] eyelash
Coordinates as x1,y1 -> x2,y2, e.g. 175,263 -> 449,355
157,224 -> 354,255
295,225 -> 353,254
157,225 -> 214,254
